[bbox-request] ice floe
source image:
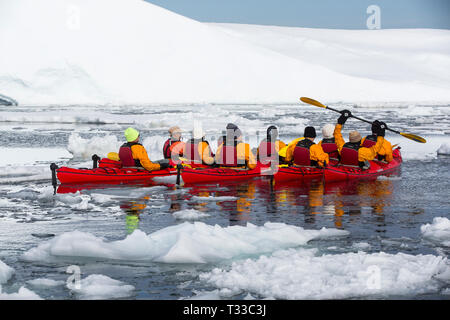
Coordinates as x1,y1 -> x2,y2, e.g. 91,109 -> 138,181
172,209 -> 210,220
68,274 -> 134,300
421,217 -> 450,247
21,222 -> 349,264
200,248 -> 450,299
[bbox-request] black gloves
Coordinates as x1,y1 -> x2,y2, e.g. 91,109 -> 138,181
372,120 -> 386,137
337,110 -> 352,125
159,162 -> 171,170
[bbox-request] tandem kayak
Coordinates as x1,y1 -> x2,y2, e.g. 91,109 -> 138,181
56,166 -> 177,184
272,165 -> 323,182
324,148 -> 402,182
181,163 -> 271,184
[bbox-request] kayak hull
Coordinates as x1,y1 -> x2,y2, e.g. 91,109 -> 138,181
324,149 -> 402,182
273,166 -> 324,182
56,166 -> 176,184
181,164 -> 269,184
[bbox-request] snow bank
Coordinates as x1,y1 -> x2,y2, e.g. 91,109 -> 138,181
437,143 -> 450,155
0,260 -> 14,284
1,0 -> 449,105
21,222 -> 349,264
421,217 -> 450,247
200,248 -> 450,299
173,209 -> 210,220
69,274 -> 134,300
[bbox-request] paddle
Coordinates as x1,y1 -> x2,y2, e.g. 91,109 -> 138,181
299,97 -> 426,143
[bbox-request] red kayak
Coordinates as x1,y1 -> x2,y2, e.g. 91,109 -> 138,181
181,163 -> 270,184
324,148 -> 402,182
272,165 -> 324,182
56,166 -> 177,184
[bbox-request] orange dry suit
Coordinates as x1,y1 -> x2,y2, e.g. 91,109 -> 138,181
119,142 -> 161,171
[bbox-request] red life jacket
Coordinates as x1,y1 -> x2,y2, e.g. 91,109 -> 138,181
340,142 -> 360,166
217,140 -> 245,167
163,139 -> 182,159
258,139 -> 276,163
119,142 -> 141,167
321,138 -> 339,160
184,139 -> 213,164
293,139 -> 315,166
361,135 -> 377,148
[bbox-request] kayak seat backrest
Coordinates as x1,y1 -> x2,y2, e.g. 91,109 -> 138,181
340,143 -> 360,166
293,139 -> 314,166
119,144 -> 136,167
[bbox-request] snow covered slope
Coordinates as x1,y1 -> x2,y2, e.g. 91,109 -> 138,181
0,0 -> 449,105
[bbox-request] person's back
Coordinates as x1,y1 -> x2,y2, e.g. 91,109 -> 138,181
163,126 -> 185,160
286,126 -> 329,167
318,124 -> 340,161
119,127 -> 167,171
333,111 -> 387,167
183,127 -> 214,165
361,122 -> 393,162
257,126 -> 286,164
215,123 -> 257,169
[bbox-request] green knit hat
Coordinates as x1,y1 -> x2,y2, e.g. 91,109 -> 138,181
124,127 -> 139,142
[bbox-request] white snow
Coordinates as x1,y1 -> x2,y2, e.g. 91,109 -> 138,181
21,222 -> 349,264
0,260 -> 14,284
68,274 -> 134,300
1,0 -> 449,105
420,217 -> 450,247
437,143 -> 450,155
173,209 -> 210,220
200,248 -> 450,299
0,148 -> 71,167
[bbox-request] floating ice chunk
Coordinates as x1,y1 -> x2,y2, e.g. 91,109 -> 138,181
437,143 -> 450,156
191,196 -> 238,202
67,133 -> 121,159
27,278 -> 65,287
173,209 -> 210,220
200,248 -> 450,299
0,286 -> 42,300
420,217 -> 450,247
377,176 -> 402,181
22,222 -> 349,264
0,260 -> 14,284
352,242 -> 371,250
68,274 -> 134,300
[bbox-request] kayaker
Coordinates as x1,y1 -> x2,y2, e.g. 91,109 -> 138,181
257,125 -> 286,164
361,121 -> 394,162
183,127 -> 215,165
285,126 -> 329,167
318,123 -> 340,161
333,110 -> 386,168
163,126 -> 185,160
119,127 -> 169,171
215,123 -> 257,169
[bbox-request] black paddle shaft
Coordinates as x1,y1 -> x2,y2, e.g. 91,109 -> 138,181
326,105 -> 400,134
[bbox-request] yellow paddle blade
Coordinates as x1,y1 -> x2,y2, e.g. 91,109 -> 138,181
400,132 -> 426,143
300,97 -> 327,108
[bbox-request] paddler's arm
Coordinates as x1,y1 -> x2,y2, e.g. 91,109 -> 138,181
382,139 -> 394,163
199,141 -> 215,165
238,143 -> 257,169
132,145 -> 161,171
284,138 -> 303,163
310,144 -> 329,167
333,124 -> 346,153
358,136 -> 384,162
